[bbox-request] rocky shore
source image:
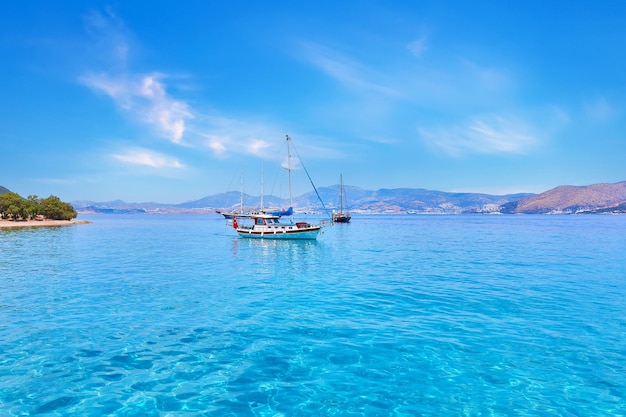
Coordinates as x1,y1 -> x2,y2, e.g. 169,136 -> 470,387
0,219 -> 90,228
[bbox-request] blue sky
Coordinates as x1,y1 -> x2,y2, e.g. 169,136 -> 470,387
1,1 -> 625,203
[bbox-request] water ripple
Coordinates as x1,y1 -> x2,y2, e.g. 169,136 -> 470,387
1,214 -> 625,415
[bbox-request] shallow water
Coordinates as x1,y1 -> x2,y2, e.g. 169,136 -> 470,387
1,214 -> 625,416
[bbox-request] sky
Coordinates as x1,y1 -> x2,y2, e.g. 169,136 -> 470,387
1,1 -> 625,203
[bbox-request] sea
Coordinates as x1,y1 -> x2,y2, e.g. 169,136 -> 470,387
1,213 -> 625,416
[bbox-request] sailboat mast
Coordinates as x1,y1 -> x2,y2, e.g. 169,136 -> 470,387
286,135 -> 294,222
239,170 -> 243,214
339,174 -> 343,213
260,162 -> 264,211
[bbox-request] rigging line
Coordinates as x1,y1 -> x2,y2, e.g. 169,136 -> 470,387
289,138 -> 332,219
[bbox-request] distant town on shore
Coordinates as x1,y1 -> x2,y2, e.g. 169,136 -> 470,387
49,180 -> 626,215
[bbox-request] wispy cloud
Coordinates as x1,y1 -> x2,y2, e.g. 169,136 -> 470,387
139,75 -> 192,143
407,36 -> 428,58
461,59 -> 511,92
79,8 -> 317,162
112,148 -> 185,169
296,37 -> 519,127
80,10 -> 192,144
298,42 -> 400,96
419,114 -> 539,156
82,72 -> 192,144
192,114 -> 281,159
192,116 -> 343,163
202,132 -> 274,159
204,135 -> 228,156
82,7 -> 130,69
299,39 -> 530,157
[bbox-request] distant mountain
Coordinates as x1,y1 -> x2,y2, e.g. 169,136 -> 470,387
294,186 -> 533,214
500,181 -> 626,214
72,199 -> 174,214
175,191 -> 286,210
71,181 -> 626,215
0,185 -> 10,194
173,186 -> 533,214
74,186 -> 533,214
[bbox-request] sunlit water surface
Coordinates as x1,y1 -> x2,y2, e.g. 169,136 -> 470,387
1,214 -> 625,416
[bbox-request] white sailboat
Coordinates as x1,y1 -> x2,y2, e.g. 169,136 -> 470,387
217,165 -> 293,219
231,135 -> 330,240
216,170 -> 246,219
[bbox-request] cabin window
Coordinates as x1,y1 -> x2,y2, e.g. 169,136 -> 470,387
256,218 -> 264,225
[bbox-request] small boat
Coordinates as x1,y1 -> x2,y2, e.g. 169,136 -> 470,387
264,207 -> 293,217
220,206 -> 293,219
217,169 -> 294,219
332,174 -> 351,223
232,212 -> 322,240
217,171 -> 246,219
216,210 -> 238,219
231,135 -> 330,240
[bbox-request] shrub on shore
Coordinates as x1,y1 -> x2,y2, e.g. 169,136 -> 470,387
0,192 -> 77,221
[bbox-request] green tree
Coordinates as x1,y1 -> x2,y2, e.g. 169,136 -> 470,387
0,192 -> 26,219
26,195 -> 42,219
40,195 -> 77,220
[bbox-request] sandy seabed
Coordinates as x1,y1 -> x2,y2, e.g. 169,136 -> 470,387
0,219 -> 90,228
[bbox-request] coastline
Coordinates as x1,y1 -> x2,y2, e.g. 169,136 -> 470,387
0,219 -> 90,229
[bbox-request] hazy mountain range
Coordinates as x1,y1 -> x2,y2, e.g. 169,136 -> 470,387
3,181 -> 625,215
65,181 -> 626,215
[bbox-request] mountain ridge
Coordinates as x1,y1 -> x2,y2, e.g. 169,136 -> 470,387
71,186 -> 536,214
501,181 -> 626,214
4,181 -> 625,214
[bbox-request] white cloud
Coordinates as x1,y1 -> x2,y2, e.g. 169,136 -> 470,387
193,114 -> 286,159
419,114 -> 539,156
205,136 -> 227,156
248,139 -> 272,155
112,148 -> 184,168
80,10 -> 192,144
202,133 -> 268,158
139,75 -> 191,144
82,73 -> 192,144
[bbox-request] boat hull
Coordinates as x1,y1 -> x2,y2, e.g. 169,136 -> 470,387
236,226 -> 321,240
333,214 -> 351,223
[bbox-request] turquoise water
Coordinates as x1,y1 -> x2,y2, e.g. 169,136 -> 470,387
1,214 -> 625,416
